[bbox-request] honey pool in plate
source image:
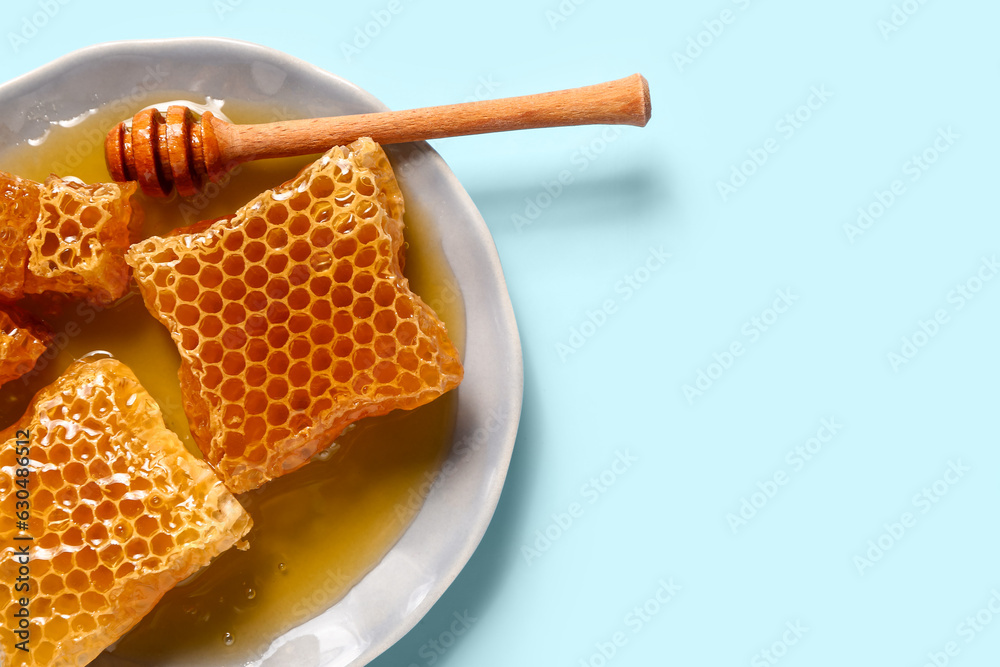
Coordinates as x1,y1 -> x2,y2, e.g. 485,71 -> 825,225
0,95 -> 465,665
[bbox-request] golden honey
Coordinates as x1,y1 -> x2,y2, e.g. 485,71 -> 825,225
0,358 -> 252,667
0,169 -> 141,306
0,95 -> 465,664
126,138 -> 463,494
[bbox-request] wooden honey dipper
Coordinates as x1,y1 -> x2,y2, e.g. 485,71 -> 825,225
105,74 -> 651,198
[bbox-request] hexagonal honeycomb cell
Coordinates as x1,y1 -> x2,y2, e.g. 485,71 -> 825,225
0,358 -> 251,667
126,137 -> 464,493
0,170 -> 143,306
0,304 -> 51,387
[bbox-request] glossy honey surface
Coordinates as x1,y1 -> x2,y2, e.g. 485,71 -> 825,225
0,95 -> 464,665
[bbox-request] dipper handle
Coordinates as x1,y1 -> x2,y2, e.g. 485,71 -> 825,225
106,74 -> 652,197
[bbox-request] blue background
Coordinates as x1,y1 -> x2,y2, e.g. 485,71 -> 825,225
2,1 -> 999,665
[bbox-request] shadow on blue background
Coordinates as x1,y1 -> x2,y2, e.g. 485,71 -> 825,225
369,351 -> 541,667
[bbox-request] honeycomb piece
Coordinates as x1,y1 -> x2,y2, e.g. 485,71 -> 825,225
126,137 -> 464,493
0,358 -> 252,667
22,175 -> 142,306
0,304 -> 51,387
0,171 -> 42,301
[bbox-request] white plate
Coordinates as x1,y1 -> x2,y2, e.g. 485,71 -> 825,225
0,38 -> 523,666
